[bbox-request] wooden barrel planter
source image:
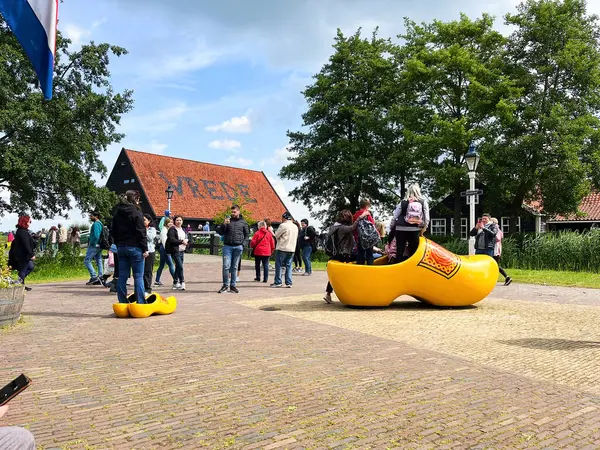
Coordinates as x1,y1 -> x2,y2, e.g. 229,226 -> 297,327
0,285 -> 25,327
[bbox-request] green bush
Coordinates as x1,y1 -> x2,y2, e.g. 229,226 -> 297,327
430,230 -> 600,273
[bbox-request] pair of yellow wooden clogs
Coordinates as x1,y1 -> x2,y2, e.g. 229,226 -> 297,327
112,293 -> 177,318
326,237 -> 498,307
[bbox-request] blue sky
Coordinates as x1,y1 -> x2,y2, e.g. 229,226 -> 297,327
5,0 -> 599,231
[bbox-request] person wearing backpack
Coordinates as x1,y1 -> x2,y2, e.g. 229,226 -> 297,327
323,209 -> 369,304
84,211 -> 104,285
353,199 -> 379,265
391,183 -> 430,262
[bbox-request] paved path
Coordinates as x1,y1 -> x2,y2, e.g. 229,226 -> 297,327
2,259 -> 600,449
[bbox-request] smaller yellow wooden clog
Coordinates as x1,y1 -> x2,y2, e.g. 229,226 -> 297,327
128,293 -> 177,319
112,293 -> 136,318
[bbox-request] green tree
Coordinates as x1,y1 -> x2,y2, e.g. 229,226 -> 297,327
398,14 -> 518,236
0,18 -> 133,219
212,195 -> 256,226
483,0 -> 600,228
280,29 -> 402,223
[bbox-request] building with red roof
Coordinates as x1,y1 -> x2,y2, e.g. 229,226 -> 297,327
106,149 -> 289,227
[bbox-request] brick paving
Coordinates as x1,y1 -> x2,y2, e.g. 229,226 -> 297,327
1,256 -> 600,449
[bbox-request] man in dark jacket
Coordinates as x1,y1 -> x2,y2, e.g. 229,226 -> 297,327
111,191 -> 148,304
469,213 -> 498,257
216,205 -> 249,294
299,219 -> 316,275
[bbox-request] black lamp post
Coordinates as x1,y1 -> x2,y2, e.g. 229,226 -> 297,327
165,185 -> 174,214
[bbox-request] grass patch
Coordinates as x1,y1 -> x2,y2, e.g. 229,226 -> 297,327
27,264 -> 89,284
0,315 -> 29,332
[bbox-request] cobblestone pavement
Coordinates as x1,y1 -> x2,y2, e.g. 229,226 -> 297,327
2,258 -> 600,449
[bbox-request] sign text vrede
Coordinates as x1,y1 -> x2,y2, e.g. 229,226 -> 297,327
158,173 -> 257,203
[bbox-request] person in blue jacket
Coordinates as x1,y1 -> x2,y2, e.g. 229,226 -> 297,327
84,211 -> 104,285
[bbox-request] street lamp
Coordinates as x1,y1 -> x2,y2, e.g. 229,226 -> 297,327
165,185 -> 174,215
464,143 -> 480,256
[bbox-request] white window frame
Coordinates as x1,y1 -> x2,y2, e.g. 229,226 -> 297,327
461,217 -> 468,240
431,218 -> 446,236
501,217 -> 521,233
466,195 -> 480,205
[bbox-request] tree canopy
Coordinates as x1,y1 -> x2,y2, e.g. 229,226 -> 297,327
280,0 -> 600,231
0,18 -> 132,219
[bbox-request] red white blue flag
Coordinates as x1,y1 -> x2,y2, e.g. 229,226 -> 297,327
0,0 -> 59,100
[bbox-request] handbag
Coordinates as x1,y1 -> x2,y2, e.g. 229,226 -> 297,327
250,232 -> 267,258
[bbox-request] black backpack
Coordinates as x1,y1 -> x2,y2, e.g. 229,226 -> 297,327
357,218 -> 380,249
325,228 -> 340,257
100,225 -> 111,250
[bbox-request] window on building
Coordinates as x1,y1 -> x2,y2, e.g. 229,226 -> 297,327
501,217 -> 521,233
130,178 -> 135,183
123,179 -> 130,184
431,218 -> 446,236
449,218 -> 469,240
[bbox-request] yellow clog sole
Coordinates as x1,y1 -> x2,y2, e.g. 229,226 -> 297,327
327,237 -> 498,307
128,294 -> 177,318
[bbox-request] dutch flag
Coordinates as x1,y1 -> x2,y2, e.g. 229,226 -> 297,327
0,0 -> 58,100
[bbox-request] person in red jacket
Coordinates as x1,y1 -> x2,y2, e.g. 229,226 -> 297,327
250,220 -> 276,283
353,198 -> 377,265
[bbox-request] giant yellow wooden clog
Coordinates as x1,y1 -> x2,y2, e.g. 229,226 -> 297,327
128,293 -> 177,318
112,293 -> 136,318
327,237 -> 498,307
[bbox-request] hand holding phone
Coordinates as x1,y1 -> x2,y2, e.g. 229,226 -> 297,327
0,374 -> 31,406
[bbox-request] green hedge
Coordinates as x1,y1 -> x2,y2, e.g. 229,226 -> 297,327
428,230 -> 600,273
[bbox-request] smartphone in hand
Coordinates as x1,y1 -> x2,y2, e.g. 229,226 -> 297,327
0,374 -> 31,406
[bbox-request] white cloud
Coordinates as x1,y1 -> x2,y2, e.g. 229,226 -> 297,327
209,139 -> 242,150
63,23 -> 91,45
260,144 -> 293,166
266,176 -> 321,228
205,115 -> 252,133
147,140 -> 168,154
225,156 -> 253,167
138,41 -> 221,80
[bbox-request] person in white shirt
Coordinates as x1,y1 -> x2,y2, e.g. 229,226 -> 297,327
271,211 -> 299,288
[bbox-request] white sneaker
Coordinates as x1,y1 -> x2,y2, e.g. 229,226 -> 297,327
179,282 -> 186,291
173,283 -> 181,290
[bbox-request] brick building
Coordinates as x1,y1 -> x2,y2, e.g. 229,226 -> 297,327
106,148 -> 289,228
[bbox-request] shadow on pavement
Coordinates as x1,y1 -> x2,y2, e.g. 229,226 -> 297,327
24,311 -> 115,319
499,338 -> 600,351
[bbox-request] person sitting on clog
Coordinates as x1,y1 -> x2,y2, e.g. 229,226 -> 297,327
323,209 -> 369,304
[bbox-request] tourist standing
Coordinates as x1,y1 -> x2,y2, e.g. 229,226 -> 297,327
469,213 -> 498,257
216,205 -> 249,294
272,211 -> 298,288
391,184 -> 430,261
84,212 -> 104,285
8,215 -> 36,291
202,221 -> 210,232
491,218 -> 512,285
143,214 -> 157,295
353,199 -> 377,265
47,226 -> 59,256
58,223 -> 67,250
112,190 -> 148,303
166,215 -> 188,291
68,227 -> 81,250
38,228 -> 47,252
155,217 -> 176,287
250,221 -> 275,283
7,231 -> 14,244
292,220 -> 303,273
299,219 -> 316,276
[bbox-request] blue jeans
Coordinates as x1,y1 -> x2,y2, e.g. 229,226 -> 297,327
222,245 -> 243,287
476,248 -> 495,257
18,261 -> 34,282
84,246 -> 103,278
172,251 -> 185,284
302,245 -> 313,274
117,246 -> 146,304
155,244 -> 175,282
274,250 -> 294,286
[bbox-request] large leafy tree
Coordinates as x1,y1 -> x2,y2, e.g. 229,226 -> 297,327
398,14 -> 518,236
483,0 -> 600,225
0,18 -> 132,219
280,29 -> 402,223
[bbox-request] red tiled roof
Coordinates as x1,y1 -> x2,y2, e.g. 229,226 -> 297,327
549,191 -> 600,222
124,149 -> 288,222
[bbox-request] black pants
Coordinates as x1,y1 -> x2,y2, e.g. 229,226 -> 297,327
494,255 -> 508,279
293,247 -> 302,268
326,255 -> 352,294
395,230 -> 420,262
254,255 -> 269,281
143,252 -> 155,292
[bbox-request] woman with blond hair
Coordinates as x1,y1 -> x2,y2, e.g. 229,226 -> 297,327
490,218 -> 512,285
391,183 -> 430,262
